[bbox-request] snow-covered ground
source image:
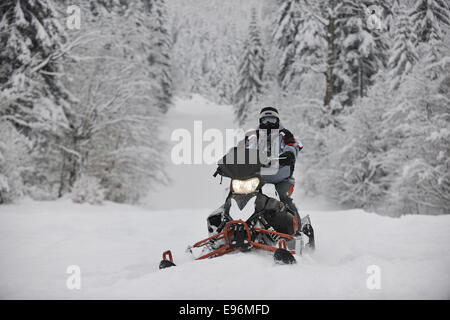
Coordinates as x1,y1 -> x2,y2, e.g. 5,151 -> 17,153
0,96 -> 449,299
0,198 -> 449,299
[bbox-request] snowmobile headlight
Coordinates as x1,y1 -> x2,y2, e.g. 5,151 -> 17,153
232,177 -> 260,194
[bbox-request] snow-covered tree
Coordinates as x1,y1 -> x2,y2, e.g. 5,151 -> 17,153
322,0 -> 339,109
292,2 -> 326,83
384,58 -> 450,215
0,121 -> 31,203
0,0 -> 81,200
410,0 -> 450,43
0,0 -> 70,132
270,0 -> 326,90
410,0 -> 450,79
272,0 -> 304,89
334,0 -> 389,105
71,175 -> 105,205
325,77 -> 395,209
168,0 -> 259,103
147,0 -> 173,113
388,7 -> 419,90
217,42 -> 239,104
234,8 -> 265,125
59,2 -> 167,203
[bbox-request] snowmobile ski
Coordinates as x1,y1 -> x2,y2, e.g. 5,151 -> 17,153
274,248 -> 297,264
159,250 -> 176,269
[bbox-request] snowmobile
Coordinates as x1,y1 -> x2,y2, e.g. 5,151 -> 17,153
159,148 -> 315,269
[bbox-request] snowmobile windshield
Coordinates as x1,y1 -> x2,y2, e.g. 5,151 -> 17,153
217,147 -> 263,180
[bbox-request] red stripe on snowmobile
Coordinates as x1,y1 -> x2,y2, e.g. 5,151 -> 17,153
193,232 -> 226,248
191,221 -> 296,260
196,245 -> 236,260
252,227 -> 294,240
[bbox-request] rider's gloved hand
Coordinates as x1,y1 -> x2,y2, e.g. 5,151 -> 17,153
279,151 -> 295,166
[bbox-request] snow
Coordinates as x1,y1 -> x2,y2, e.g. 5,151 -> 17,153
0,198 -> 449,299
144,94 -> 236,210
172,94 -> 231,116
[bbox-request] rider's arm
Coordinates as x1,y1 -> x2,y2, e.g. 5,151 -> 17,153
280,129 -> 303,159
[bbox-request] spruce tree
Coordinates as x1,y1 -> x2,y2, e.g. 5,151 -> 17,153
0,0 -> 69,133
410,0 -> 450,43
234,8 -> 264,126
147,0 -> 173,113
323,0 -> 338,109
334,0 -> 388,105
294,1 -> 325,80
388,7 -> 418,90
272,0 -> 303,89
410,0 -> 449,79
0,0 -> 75,199
384,60 -> 450,214
326,76 -> 394,209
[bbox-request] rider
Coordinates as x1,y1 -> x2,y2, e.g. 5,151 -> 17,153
246,106 -> 302,224
207,106 -> 303,237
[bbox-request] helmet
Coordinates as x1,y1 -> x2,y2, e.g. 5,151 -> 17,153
259,107 -> 280,130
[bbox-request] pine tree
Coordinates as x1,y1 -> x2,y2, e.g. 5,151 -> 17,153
388,7 -> 418,90
323,0 -> 339,109
272,0 -> 303,89
119,0 -> 172,115
326,77 -> 394,209
0,0 -> 69,133
216,42 -> 239,104
293,1 -> 326,80
334,0 -> 388,105
422,29 -> 447,80
0,0 -> 78,200
234,8 -> 265,126
271,0 -> 340,123
147,0 -> 173,113
0,120 -> 31,203
409,0 -> 450,79
383,59 -> 450,215
410,0 -> 450,43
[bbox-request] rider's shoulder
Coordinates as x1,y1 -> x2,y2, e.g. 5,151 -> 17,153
279,128 -> 295,139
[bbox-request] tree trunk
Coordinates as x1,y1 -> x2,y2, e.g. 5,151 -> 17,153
57,156 -> 66,198
359,57 -> 364,98
324,0 -> 336,107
